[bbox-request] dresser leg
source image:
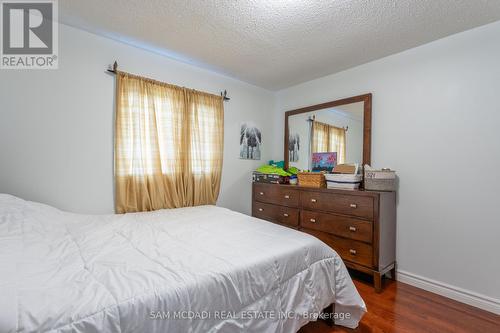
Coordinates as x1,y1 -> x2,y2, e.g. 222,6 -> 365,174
374,271 -> 382,293
390,265 -> 397,280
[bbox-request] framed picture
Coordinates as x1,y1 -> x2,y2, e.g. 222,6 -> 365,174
288,133 -> 300,162
311,152 -> 337,172
240,122 -> 262,160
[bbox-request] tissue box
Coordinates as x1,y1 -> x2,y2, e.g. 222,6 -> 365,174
325,174 -> 362,190
364,169 -> 396,191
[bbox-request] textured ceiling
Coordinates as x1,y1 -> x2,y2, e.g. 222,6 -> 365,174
59,0 -> 500,90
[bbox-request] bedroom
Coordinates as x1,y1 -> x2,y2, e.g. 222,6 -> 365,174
0,0 -> 499,332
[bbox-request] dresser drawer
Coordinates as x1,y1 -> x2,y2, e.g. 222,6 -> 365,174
300,191 -> 374,220
253,202 -> 299,227
301,210 -> 373,243
253,184 -> 299,207
304,229 -> 373,267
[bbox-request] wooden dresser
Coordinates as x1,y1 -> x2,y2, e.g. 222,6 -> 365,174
252,182 -> 396,292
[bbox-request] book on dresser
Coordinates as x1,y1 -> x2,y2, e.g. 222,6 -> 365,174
252,182 -> 396,292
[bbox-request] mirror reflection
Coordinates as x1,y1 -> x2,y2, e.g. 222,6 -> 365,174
288,101 -> 364,171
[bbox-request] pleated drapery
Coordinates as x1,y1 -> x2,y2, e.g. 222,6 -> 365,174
114,71 -> 224,213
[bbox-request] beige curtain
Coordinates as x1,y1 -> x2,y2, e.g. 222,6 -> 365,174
115,72 -> 224,213
312,121 -> 346,164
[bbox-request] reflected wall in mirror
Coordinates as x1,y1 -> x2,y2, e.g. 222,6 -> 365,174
284,94 -> 371,171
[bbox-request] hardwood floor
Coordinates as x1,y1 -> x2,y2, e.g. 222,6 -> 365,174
299,273 -> 500,333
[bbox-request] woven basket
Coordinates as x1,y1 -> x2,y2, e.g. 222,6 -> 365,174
364,169 -> 396,191
297,172 -> 326,188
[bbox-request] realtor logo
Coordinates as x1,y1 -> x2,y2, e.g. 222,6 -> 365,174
1,0 -> 58,69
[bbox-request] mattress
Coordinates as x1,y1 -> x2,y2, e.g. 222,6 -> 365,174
0,194 -> 366,333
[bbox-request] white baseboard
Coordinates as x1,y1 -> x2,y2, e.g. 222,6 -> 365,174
396,270 -> 500,315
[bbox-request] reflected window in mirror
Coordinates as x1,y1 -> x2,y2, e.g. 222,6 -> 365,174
313,121 -> 346,164
286,97 -> 370,171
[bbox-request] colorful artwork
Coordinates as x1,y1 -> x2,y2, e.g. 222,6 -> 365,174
312,152 -> 337,172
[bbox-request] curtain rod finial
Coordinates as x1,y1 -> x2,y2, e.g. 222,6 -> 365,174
113,61 -> 118,72
221,90 -> 230,101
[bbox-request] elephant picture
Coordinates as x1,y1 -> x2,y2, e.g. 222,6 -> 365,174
240,122 -> 262,160
288,133 -> 300,162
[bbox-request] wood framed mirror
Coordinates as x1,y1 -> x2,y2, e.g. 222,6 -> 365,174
284,93 -> 372,171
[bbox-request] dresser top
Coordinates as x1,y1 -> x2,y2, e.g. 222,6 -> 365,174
252,182 -> 395,198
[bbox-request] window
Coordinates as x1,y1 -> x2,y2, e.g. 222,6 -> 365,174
312,121 -> 346,164
114,72 -> 224,213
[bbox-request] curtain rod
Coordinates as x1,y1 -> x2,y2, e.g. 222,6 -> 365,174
306,115 -> 348,131
106,61 -> 230,101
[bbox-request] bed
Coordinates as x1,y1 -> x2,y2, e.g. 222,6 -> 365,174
0,194 -> 366,333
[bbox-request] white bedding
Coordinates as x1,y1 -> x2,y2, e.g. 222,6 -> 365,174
0,194 -> 366,333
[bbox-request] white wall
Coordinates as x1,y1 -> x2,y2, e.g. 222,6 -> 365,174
274,21 -> 500,306
0,23 -> 274,215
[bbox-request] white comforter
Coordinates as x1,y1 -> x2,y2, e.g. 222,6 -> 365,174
0,194 -> 366,333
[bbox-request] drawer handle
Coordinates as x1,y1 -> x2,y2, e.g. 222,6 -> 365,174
259,192 -> 264,195
349,249 -> 357,255
310,198 -> 317,203
258,208 -> 263,212
284,195 -> 290,199
349,226 -> 357,232
309,218 -> 316,223
349,203 -> 357,208
283,213 -> 289,217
